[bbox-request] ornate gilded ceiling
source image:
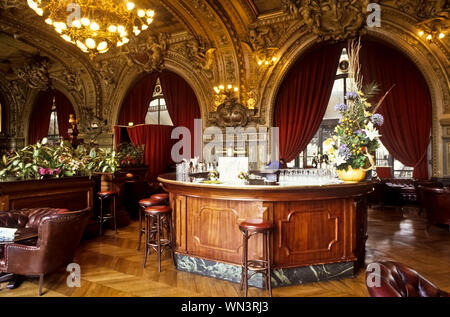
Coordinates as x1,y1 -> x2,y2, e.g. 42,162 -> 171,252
0,1 -> 449,177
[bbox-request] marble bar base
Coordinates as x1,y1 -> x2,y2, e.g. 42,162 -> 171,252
175,254 -> 356,288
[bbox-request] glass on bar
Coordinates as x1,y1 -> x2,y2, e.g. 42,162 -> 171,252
278,167 -> 339,186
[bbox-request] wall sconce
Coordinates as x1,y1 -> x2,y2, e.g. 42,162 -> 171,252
213,84 -> 239,109
417,14 -> 447,43
257,56 -> 277,67
214,84 -> 239,95
418,29 -> 445,41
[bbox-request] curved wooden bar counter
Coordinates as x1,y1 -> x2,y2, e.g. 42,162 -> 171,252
158,173 -> 374,288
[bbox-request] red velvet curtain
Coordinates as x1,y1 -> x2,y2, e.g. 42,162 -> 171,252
118,73 -> 158,125
127,125 -> 173,180
159,71 -> 201,129
360,39 -> 432,180
54,90 -> 75,140
28,91 -> 54,144
159,71 -> 201,158
28,90 -> 75,144
114,125 -> 122,149
274,43 -> 343,162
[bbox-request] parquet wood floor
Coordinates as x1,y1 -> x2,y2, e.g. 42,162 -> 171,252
1,206 -> 449,297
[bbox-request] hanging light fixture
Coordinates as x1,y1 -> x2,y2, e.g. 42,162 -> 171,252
27,0 -> 155,57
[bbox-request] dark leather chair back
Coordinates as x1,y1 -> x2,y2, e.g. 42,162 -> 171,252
420,186 -> 450,226
366,261 -> 448,297
1,208 -> 90,276
414,181 -> 443,208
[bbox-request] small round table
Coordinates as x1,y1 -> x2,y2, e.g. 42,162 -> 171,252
0,228 -> 38,289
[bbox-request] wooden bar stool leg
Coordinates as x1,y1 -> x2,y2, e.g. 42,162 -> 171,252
243,230 -> 248,297
240,231 -> 245,291
156,214 -> 161,273
137,206 -> 143,251
143,215 -> 149,268
266,231 -> 272,297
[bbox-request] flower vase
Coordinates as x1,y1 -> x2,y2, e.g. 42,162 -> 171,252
336,166 -> 367,183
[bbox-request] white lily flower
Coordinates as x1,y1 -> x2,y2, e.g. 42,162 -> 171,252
335,155 -> 347,166
363,122 -> 381,141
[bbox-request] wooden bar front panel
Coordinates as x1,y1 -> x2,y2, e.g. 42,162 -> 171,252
161,174 -> 373,270
273,199 -> 351,267
187,197 -> 266,264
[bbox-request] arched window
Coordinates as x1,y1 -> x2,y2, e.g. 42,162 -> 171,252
47,96 -> 60,142
28,90 -> 74,144
144,78 -> 173,126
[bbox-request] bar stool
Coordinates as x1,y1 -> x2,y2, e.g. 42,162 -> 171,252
137,197 -> 160,250
151,193 -> 169,205
97,191 -> 118,236
239,219 -> 274,297
143,205 -> 176,272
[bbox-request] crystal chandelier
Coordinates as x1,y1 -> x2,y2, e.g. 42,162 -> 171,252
27,0 -> 155,56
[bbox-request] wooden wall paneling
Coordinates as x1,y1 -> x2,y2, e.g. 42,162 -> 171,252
0,194 -> 9,211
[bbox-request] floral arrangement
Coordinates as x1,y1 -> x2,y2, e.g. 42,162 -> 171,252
208,170 -> 219,181
117,142 -> 144,167
326,41 -> 390,172
0,138 -> 120,181
238,171 -> 249,180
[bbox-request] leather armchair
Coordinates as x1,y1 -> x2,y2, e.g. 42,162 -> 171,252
413,181 -> 443,214
420,186 -> 450,228
366,261 -> 449,297
0,208 -> 90,295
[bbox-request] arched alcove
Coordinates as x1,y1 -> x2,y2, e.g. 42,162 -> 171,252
28,89 -> 75,144
117,70 -> 201,130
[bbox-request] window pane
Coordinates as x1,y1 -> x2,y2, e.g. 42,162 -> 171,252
48,111 -> 59,137
159,110 -> 174,126
376,143 -> 390,167
287,159 -> 296,168
145,111 -> 159,125
324,79 -> 344,120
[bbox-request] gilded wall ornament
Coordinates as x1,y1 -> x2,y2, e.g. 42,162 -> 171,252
0,0 -> 22,10
282,0 -> 371,41
60,70 -> 84,98
95,61 -> 116,86
79,105 -> 107,144
16,56 -> 51,91
209,96 -> 254,127
392,0 -> 447,19
185,37 -> 216,80
121,33 -> 168,73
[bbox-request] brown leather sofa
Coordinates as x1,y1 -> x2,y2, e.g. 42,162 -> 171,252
0,208 -> 69,259
0,208 -> 90,295
420,186 -> 450,228
366,261 -> 449,297
0,208 -> 69,229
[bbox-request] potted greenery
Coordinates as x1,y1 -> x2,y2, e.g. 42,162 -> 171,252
0,138 -> 120,182
326,41 -> 390,182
